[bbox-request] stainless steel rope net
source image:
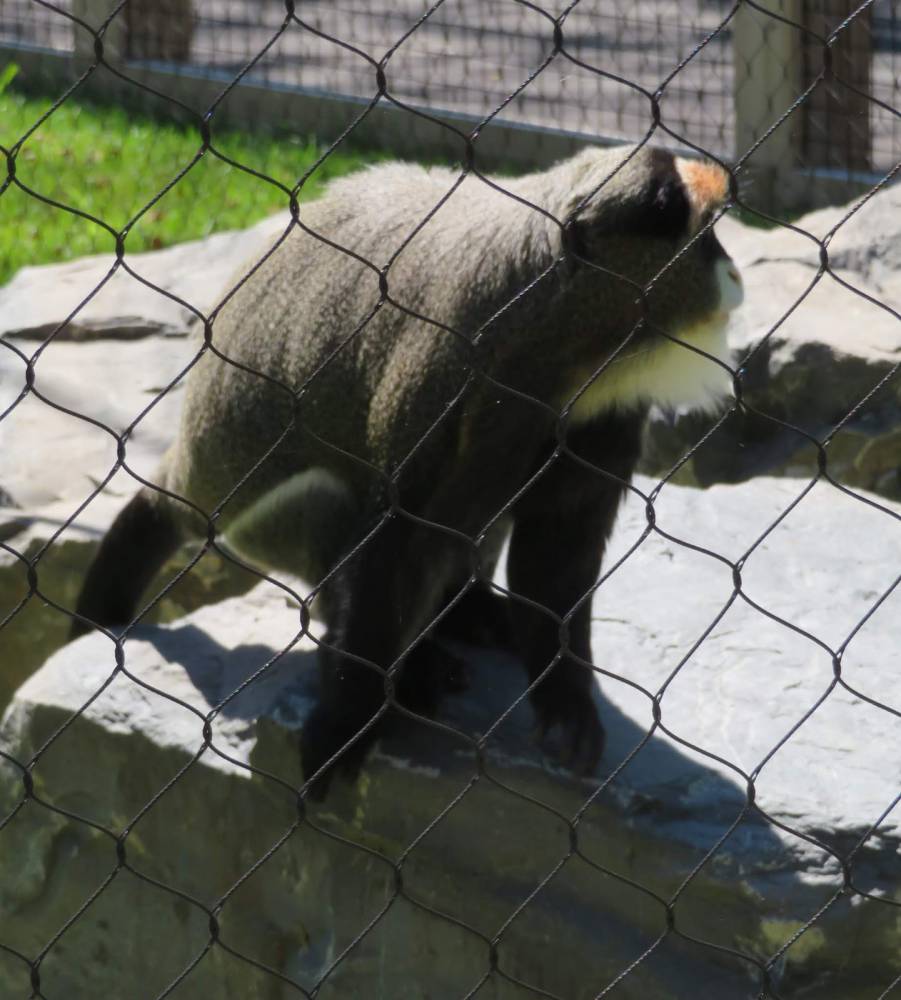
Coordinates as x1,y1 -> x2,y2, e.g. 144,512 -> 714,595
0,1 -> 898,998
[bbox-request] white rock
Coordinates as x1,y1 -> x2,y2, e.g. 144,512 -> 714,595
0,336 -> 193,509
1,476 -> 897,998
0,213 -> 289,341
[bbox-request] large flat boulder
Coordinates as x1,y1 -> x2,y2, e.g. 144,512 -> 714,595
1,476 -> 897,999
0,220 -> 295,708
0,494 -> 255,713
0,213 -> 287,343
0,333 -> 253,711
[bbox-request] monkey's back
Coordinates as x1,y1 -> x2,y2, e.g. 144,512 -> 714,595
167,163 -> 565,530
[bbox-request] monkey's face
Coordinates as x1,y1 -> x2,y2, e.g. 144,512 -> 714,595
565,145 -> 743,334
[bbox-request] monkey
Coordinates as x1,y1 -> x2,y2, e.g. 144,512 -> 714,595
70,143 -> 743,798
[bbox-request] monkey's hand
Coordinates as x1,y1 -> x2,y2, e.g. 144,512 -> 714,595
530,665 -> 605,776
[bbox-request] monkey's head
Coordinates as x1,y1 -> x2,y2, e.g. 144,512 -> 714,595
523,144 -> 744,413
553,144 -> 742,331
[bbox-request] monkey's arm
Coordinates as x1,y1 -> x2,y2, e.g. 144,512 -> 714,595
507,410 -> 644,772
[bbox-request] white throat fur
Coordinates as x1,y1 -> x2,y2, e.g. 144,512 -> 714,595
567,255 -> 743,421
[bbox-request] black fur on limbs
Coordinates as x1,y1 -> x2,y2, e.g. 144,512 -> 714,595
300,411 -> 642,800
70,145 -> 741,802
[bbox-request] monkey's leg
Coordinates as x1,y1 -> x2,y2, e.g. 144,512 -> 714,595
390,585 -> 514,714
70,486 -> 184,639
222,468 -> 359,584
508,413 -> 642,773
423,517 -> 513,649
394,637 -> 469,715
300,516 -> 454,799
394,517 -> 515,712
391,587 -> 514,724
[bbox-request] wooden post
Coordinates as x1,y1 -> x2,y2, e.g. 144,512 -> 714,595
71,0 -> 127,64
125,0 -> 195,63
732,0 -> 805,209
800,0 -> 873,172
72,1 -> 194,65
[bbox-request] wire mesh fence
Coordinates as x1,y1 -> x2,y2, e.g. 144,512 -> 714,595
0,0 -> 899,998
2,1 -> 901,184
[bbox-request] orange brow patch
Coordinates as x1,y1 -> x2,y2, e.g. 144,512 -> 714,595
676,159 -> 730,214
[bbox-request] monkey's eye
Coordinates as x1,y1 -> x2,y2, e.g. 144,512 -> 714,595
644,171 -> 692,241
615,148 -> 691,241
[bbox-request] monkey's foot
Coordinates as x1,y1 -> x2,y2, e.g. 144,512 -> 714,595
299,701 -> 381,802
530,678 -> 605,776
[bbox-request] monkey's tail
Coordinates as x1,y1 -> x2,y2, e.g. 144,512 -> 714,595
69,486 -> 183,640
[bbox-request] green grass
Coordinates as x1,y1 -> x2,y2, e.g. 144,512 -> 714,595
0,74 -> 379,285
